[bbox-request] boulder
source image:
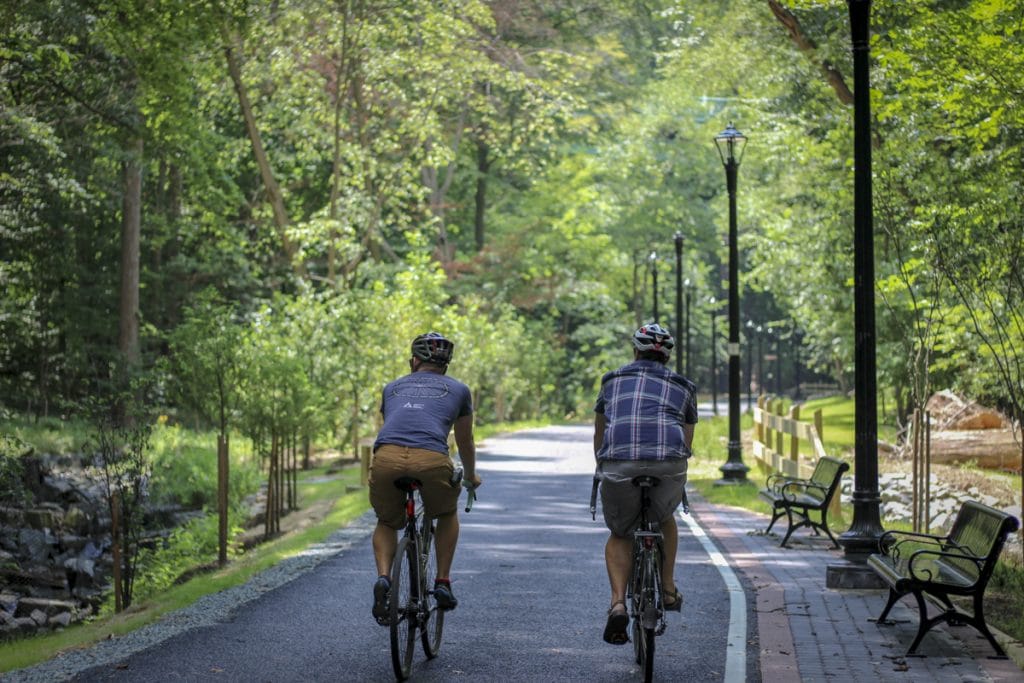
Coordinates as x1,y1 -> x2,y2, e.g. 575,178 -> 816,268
48,611 -> 72,628
15,596 -> 77,619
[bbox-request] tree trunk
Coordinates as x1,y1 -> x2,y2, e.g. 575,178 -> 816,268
222,27 -> 306,278
119,136 -> 143,366
474,139 -> 489,252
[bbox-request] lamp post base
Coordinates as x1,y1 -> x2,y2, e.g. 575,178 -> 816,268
826,560 -> 887,589
715,446 -> 750,486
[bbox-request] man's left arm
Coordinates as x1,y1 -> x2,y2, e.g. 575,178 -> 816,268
454,413 -> 480,488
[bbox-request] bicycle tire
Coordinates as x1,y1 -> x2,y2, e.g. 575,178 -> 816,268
635,547 -> 658,681
419,519 -> 444,658
630,541 -> 644,665
389,537 -> 417,681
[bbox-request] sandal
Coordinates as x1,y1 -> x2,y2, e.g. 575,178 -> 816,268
603,601 -> 629,645
663,588 -> 683,612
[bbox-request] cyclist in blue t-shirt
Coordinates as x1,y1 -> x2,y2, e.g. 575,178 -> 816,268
369,332 -> 482,624
594,323 -> 698,644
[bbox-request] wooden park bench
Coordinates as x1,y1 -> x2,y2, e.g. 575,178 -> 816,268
759,456 -> 848,548
867,500 -> 1020,657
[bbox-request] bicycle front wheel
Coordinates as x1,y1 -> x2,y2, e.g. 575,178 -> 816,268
389,537 -> 417,681
419,518 -> 444,658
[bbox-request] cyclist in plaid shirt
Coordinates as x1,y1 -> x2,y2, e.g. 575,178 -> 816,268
594,323 -> 698,645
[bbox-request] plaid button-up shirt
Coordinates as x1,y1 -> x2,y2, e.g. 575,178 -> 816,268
594,360 -> 698,461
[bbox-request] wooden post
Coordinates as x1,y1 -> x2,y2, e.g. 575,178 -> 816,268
774,399 -> 784,465
917,409 -> 925,532
924,410 -> 931,533
756,395 -> 766,446
111,490 -> 123,613
218,434 -> 228,566
788,403 -> 801,466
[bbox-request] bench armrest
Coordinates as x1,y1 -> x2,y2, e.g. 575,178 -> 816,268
779,480 -> 826,502
878,529 -> 946,555
766,473 -> 805,491
907,547 -> 984,582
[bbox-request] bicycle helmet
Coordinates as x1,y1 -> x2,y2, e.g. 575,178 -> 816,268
632,323 -> 674,359
411,332 -> 454,366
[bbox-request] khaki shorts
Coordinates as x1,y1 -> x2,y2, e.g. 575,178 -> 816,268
369,444 -> 458,529
599,458 -> 688,537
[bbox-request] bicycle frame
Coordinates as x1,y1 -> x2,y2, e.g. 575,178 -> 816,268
628,477 -> 665,683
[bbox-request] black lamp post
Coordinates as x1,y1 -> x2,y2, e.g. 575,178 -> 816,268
674,234 -> 683,376
793,325 -> 803,401
649,251 -> 659,322
756,325 -> 764,398
714,122 -> 749,483
684,279 -> 692,377
745,320 -> 755,412
829,0 -> 885,587
709,297 -> 718,416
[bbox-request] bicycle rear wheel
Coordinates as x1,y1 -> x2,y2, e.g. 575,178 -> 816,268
389,537 -> 417,681
419,519 -> 444,658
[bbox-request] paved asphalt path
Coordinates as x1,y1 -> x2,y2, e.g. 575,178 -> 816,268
70,425 -> 756,682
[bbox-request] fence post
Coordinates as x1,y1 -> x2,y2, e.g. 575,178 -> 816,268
756,395 -> 766,446
773,399 -> 785,465
788,403 -> 801,467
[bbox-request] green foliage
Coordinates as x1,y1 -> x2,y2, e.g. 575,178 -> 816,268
148,422 -> 260,510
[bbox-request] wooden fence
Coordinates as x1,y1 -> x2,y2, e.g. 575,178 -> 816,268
751,395 -> 827,480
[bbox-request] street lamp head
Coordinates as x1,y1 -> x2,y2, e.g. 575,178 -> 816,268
714,122 -> 747,167
674,232 -> 683,247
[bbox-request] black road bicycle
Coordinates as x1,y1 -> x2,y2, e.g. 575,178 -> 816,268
387,476 -> 476,681
591,474 -> 688,683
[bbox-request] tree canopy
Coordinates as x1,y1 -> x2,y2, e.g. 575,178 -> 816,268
2,0 -> 1022,446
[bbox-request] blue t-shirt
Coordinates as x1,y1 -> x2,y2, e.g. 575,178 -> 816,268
373,372 -> 473,456
594,360 -> 698,461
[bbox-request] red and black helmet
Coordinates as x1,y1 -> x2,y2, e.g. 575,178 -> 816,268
633,323 -> 674,359
411,332 -> 454,365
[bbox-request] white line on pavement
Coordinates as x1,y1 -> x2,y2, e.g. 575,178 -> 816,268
680,509 -> 747,683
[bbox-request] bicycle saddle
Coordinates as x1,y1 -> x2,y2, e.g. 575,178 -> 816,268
631,475 -> 661,488
393,476 -> 423,492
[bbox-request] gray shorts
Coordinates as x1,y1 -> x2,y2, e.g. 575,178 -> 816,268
598,458 -> 688,537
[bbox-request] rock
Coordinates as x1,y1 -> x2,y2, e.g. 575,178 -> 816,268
17,528 -> 56,563
929,512 -> 950,531
14,616 -> 37,634
15,597 -> 77,619
63,505 -> 92,535
0,591 -> 17,614
48,611 -> 72,628
29,608 -> 47,626
24,507 -> 64,530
